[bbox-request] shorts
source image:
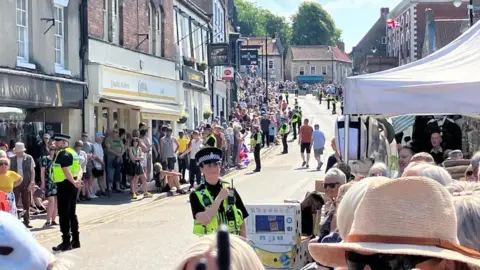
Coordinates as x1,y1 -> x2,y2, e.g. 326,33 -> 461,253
130,161 -> 145,176
314,148 -> 324,155
161,157 -> 176,171
92,168 -> 104,178
300,143 -> 311,154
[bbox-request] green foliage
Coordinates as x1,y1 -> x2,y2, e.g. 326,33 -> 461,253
291,2 -> 341,46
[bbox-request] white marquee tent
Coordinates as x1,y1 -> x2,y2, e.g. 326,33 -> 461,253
344,20 -> 480,116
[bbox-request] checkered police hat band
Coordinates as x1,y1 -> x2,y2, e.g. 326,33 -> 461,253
198,153 -> 221,164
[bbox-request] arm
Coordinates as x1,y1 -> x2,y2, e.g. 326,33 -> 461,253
194,198 -> 224,226
173,138 -> 179,153
161,170 -> 181,177
40,167 -> 46,188
30,157 -> 36,190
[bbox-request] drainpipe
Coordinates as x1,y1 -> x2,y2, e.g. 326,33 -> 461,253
79,0 -> 89,133
209,25 -> 215,121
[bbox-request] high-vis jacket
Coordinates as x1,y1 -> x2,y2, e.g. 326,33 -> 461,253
51,147 -> 80,183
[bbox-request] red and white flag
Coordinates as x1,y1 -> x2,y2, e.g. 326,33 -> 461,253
386,19 -> 397,29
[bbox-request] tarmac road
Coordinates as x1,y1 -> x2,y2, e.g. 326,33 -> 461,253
39,95 -> 338,270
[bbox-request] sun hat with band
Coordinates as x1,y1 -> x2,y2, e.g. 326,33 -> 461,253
308,176 -> 480,268
0,211 -> 54,269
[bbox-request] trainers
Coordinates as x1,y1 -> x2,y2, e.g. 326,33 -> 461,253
131,193 -> 138,200
43,221 -> 52,228
143,192 -> 153,198
302,161 -> 306,167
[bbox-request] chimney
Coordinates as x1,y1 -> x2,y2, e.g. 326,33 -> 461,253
337,41 -> 345,52
380,7 -> 389,18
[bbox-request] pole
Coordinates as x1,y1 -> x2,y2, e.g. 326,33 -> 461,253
469,0 -> 474,27
265,35 -> 269,106
209,28 -> 215,122
330,46 -> 334,84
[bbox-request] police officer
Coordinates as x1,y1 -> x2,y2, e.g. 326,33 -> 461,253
284,90 -> 289,105
189,147 -> 249,237
251,125 -> 262,172
203,124 -> 216,147
290,110 -> 299,140
278,118 -> 290,154
51,134 -> 83,252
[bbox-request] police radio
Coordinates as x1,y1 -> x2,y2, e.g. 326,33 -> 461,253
227,179 -> 236,205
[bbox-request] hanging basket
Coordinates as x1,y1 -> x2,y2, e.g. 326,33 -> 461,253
203,111 -> 212,120
183,56 -> 195,67
197,62 -> 208,71
177,116 -> 188,124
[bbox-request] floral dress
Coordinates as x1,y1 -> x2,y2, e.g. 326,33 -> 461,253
40,155 -> 57,197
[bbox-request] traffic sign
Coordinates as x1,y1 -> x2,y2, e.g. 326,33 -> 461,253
240,50 -> 259,65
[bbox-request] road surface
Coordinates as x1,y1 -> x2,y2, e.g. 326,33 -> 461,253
39,95 -> 337,269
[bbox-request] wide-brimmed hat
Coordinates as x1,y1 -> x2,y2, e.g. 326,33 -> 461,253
308,176 -> 480,268
13,142 -> 26,153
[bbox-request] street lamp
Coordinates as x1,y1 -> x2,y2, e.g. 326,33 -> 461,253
265,33 -> 276,105
452,0 -> 474,26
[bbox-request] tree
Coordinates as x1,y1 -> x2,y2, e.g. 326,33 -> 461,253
290,2 -> 341,46
235,0 -> 263,36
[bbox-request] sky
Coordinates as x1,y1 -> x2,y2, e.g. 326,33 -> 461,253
252,0 -> 402,53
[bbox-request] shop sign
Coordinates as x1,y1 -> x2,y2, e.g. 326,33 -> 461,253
102,68 -> 177,102
182,66 -> 205,87
208,43 -> 229,66
222,67 -> 234,81
0,72 -> 84,108
240,50 -> 258,65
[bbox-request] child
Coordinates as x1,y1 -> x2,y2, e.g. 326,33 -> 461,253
153,163 -> 186,195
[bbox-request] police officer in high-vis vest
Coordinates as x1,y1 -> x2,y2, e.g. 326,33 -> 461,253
278,118 -> 290,154
189,147 -> 249,237
250,125 -> 262,173
51,134 -> 83,252
290,110 -> 299,140
203,124 -> 217,147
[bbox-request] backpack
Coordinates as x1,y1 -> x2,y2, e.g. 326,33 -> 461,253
0,190 -> 11,213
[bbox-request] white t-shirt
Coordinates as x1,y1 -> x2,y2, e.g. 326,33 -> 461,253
189,139 -> 203,159
78,150 -> 88,172
92,143 -> 104,169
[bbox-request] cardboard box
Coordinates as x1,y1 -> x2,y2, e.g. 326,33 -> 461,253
315,180 -> 325,192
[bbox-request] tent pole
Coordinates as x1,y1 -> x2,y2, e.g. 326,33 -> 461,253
344,115 -> 350,168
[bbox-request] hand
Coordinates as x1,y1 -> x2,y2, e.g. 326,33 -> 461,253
40,183 -> 45,190
28,182 -> 35,192
73,180 -> 82,188
217,188 -> 229,201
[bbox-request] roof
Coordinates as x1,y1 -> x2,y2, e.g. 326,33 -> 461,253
435,19 -> 470,49
290,45 -> 352,63
239,37 -> 280,56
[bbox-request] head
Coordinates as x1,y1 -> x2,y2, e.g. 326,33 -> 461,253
81,132 -> 89,142
471,151 -> 480,180
398,147 -> 414,172
73,141 -> 83,153
303,119 -> 309,125
178,131 -> 184,138
0,150 -> 10,173
200,161 -> 221,184
314,124 -> 319,130
139,128 -> 147,138
191,130 -> 200,139
324,168 -> 347,200
165,127 -> 172,137
48,144 -> 56,158
95,133 -> 105,143
431,132 -> 442,148
368,162 -> 389,177
402,163 -> 453,186
111,128 -> 119,138
131,136 -> 140,147
43,133 -> 51,143
0,143 -> 7,152
13,142 -> 26,157
139,122 -> 147,131
446,181 -> 480,251
54,139 -> 68,149
175,233 -> 264,270
331,138 -> 337,152
449,150 -> 463,160
411,152 -> 435,164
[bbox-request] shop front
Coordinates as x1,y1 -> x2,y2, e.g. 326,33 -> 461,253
181,65 -> 211,129
85,65 -> 182,136
0,69 -> 85,151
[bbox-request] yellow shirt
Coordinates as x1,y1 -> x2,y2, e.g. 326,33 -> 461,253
178,138 -> 190,153
0,171 -> 21,193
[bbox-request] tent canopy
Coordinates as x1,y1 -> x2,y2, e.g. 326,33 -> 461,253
344,20 -> 480,115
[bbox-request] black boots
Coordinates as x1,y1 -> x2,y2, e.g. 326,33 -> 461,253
52,235 -> 80,252
71,234 -> 81,249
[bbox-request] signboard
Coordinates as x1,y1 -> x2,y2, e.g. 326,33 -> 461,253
0,73 -> 84,108
182,66 -> 205,87
240,50 -> 259,65
102,67 -> 177,102
208,43 -> 230,66
222,67 -> 234,81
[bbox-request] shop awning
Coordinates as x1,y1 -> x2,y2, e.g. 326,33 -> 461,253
296,75 -> 324,83
103,98 -> 182,120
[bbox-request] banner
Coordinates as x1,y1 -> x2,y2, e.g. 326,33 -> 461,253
208,43 -> 230,66
240,50 -> 259,65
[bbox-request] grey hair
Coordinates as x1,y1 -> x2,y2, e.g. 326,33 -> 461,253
452,194 -> 480,252
411,163 -> 453,186
324,168 -> 346,185
368,162 -> 389,177
471,152 -> 480,170
447,181 -> 480,194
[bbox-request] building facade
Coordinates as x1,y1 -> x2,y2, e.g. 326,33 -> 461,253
386,0 -> 468,66
84,0 -> 181,139
239,37 -> 284,82
285,45 -> 352,84
173,0 -> 212,129
0,0 -> 86,147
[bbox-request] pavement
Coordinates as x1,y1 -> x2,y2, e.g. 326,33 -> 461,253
38,95 -> 337,270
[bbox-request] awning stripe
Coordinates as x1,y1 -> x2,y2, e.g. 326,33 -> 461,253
392,115 -> 415,134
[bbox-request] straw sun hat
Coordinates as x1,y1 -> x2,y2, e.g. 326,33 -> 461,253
308,176 -> 480,268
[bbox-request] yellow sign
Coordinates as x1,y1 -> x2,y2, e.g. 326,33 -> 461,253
188,73 -> 203,83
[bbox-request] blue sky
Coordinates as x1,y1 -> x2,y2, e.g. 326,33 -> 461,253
252,0 -> 402,53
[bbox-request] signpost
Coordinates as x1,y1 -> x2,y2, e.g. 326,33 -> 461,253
240,50 -> 259,66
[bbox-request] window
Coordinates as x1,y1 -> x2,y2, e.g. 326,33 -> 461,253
54,6 -> 65,68
16,0 -> 34,68
147,3 -> 161,56
268,60 -> 274,69
299,66 -> 305,75
321,66 -> 327,75
106,0 -> 119,44
310,66 -> 316,75
156,8 -> 162,56
194,25 -> 202,63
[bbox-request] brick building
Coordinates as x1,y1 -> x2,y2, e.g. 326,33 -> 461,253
84,0 -> 183,140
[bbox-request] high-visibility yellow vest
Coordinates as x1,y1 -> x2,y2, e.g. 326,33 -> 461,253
193,182 -> 244,236
250,132 -> 262,145
205,135 -> 217,147
291,114 -> 298,123
51,147 -> 80,183
279,124 -> 289,135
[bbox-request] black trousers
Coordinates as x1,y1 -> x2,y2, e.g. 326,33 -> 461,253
332,103 -> 337,114
254,144 -> 261,171
189,158 -> 202,186
262,132 -> 270,147
282,134 -> 288,153
57,180 -> 79,241
178,156 -> 188,181
292,123 -> 297,139
327,100 -> 330,109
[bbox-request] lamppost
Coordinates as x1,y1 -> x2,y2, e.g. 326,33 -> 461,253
453,0 -> 474,27
265,33 -> 276,106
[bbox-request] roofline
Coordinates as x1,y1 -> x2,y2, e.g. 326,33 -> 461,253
435,18 -> 470,21
389,0 -> 469,17
292,59 -> 352,63
175,0 -> 211,21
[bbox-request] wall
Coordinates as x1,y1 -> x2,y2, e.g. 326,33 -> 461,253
253,55 -> 283,81
87,0 -> 175,60
0,0 -> 81,78
290,60 -> 352,84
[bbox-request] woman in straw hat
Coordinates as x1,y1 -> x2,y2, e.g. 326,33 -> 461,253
308,176 -> 480,269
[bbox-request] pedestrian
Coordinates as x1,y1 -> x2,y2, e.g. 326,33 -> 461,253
128,136 -> 152,199
299,119 -> 314,168
105,128 -> 124,194
177,131 -> 190,183
51,134 -> 82,252
188,147 -> 249,237
0,150 -> 22,217
40,143 -> 58,227
251,126 -> 262,173
278,118 -> 290,154
11,142 -> 36,228
312,124 -> 326,170
181,130 -> 203,190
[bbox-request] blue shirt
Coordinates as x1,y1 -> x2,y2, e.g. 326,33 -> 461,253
312,130 -> 325,150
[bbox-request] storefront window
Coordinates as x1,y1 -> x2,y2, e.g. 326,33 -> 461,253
0,106 -> 43,155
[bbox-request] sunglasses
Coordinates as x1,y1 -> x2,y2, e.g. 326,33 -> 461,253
0,162 -> 8,166
345,251 -> 430,270
466,171 -> 474,176
324,183 -> 339,189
